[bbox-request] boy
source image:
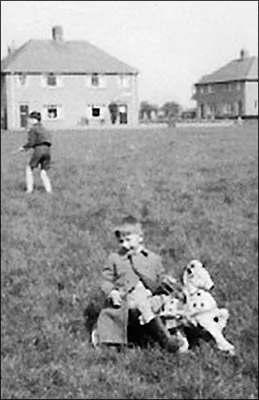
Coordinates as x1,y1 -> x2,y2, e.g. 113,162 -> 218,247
12,111 -> 52,194
95,216 -> 188,353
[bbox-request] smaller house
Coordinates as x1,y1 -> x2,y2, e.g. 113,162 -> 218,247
192,50 -> 258,119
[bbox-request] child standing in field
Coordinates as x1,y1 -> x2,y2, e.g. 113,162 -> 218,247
94,215 -> 188,353
13,111 -> 52,194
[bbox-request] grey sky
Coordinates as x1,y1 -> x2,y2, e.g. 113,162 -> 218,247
1,1 -> 258,107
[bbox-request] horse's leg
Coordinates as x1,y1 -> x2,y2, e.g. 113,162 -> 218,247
196,313 -> 235,355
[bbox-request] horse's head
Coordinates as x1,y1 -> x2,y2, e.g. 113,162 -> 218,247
182,260 -> 214,293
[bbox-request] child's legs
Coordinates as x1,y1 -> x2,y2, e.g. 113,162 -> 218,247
40,169 -> 52,193
26,148 -> 42,193
25,165 -> 34,193
128,281 -> 156,324
40,147 -> 52,193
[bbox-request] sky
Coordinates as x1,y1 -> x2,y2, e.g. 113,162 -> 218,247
1,1 -> 258,108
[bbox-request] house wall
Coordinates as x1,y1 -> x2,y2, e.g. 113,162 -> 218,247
5,73 -> 139,130
6,74 -> 17,130
193,82 -> 246,118
245,81 -> 258,116
1,74 -> 7,128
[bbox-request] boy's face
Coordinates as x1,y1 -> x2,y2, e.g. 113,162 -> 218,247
118,233 -> 143,253
28,117 -> 38,127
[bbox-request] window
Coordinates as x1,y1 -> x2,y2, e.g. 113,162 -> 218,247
43,104 -> 63,120
223,103 -> 233,114
91,74 -> 99,87
42,74 -> 63,88
117,75 -> 131,89
17,73 -> 28,87
48,106 -> 57,118
92,107 -> 100,117
86,74 -> 106,88
224,83 -> 231,92
118,75 -> 130,89
87,104 -> 106,119
47,74 -> 57,86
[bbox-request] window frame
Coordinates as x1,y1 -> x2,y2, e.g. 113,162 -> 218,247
43,104 -> 63,120
86,74 -> 106,89
117,74 -> 131,89
87,104 -> 106,119
16,73 -> 29,88
42,73 -> 63,88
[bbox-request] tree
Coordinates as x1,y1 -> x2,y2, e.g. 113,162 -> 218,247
160,101 -> 181,119
139,101 -> 158,121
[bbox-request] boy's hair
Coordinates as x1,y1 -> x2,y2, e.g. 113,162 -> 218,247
29,111 -> 41,122
114,215 -> 143,238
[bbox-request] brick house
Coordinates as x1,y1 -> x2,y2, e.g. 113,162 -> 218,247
1,26 -> 139,130
192,50 -> 258,119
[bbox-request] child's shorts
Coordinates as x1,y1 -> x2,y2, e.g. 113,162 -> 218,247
29,144 -> 51,170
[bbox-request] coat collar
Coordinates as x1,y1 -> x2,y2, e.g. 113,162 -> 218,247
118,247 -> 149,259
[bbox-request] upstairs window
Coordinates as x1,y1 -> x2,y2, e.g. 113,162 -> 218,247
117,74 -> 131,89
47,73 -> 57,86
17,73 -> 28,87
42,74 -> 63,88
86,74 -> 106,88
91,74 -> 99,87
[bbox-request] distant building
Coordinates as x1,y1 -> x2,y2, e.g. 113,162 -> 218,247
1,26 -> 139,130
192,50 -> 258,119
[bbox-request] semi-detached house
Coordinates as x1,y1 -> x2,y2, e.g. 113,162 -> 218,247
192,50 -> 258,119
1,26 -> 139,130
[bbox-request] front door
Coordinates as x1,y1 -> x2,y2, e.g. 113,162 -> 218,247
20,104 -> 29,128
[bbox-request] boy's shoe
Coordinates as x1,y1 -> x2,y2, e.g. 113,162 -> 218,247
145,316 -> 188,353
91,326 -> 100,349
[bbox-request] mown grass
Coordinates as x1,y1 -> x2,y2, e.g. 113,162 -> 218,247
1,122 -> 258,399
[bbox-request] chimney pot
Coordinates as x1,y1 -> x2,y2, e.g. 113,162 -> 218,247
52,26 -> 63,41
240,49 -> 249,60
8,40 -> 16,55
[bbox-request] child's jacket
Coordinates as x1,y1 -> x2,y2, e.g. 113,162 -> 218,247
97,248 -> 165,344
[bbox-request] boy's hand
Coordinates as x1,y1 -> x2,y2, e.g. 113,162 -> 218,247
162,274 -> 177,285
109,289 -> 123,307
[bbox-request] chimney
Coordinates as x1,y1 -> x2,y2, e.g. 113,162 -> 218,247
52,26 -> 64,41
240,49 -> 249,60
7,40 -> 16,55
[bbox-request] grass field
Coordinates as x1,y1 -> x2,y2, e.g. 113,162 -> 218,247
1,122 -> 258,399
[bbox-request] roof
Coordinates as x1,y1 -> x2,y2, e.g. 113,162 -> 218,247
1,39 -> 139,74
196,55 -> 258,85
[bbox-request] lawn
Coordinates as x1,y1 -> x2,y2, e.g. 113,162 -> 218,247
1,121 -> 258,399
